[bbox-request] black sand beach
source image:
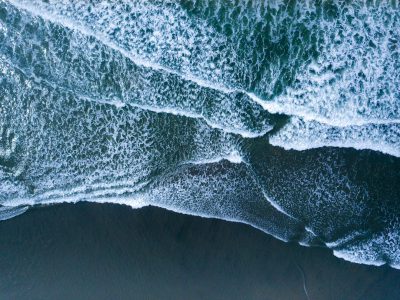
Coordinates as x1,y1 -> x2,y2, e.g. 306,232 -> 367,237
1,2 -> 400,299
0,203 -> 399,300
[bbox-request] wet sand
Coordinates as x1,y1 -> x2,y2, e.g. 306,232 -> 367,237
0,203 -> 399,300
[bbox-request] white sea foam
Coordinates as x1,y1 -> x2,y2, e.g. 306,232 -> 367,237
184,150 -> 243,165
250,93 -> 400,128
7,0 -> 400,156
333,250 -> 386,267
1,0 -> 400,270
5,0 -> 237,94
5,0 -> 272,139
144,161 -> 310,243
328,227 -> 400,269
325,231 -> 368,248
270,117 -> 400,157
0,206 -> 29,221
128,104 -> 270,138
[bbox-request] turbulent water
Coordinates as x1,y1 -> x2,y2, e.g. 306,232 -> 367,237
0,0 -> 399,268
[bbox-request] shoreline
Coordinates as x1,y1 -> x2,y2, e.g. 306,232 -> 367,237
0,203 -> 399,299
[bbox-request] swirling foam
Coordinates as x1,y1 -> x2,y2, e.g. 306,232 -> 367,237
7,0 -> 400,155
1,0 -> 400,270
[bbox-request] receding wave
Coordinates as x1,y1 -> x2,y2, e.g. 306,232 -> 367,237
1,0 -> 399,269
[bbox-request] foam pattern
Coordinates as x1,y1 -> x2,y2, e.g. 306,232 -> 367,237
1,0 -> 400,269
270,116 -> 400,157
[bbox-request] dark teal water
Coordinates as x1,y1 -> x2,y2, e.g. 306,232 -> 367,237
0,0 -> 399,272
1,203 -> 400,300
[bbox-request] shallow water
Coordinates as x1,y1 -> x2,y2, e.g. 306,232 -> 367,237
1,203 -> 400,300
0,0 -> 399,269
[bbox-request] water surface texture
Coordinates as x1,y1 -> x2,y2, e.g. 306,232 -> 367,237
0,1 -> 399,268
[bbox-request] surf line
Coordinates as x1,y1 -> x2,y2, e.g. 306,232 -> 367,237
1,54 -> 268,139
5,1 -> 281,123
9,1 -> 400,130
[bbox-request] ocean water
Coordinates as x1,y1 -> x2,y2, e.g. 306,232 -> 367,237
0,0 -> 399,269
2,203 -> 400,300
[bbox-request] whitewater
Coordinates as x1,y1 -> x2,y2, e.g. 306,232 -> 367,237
0,0 -> 399,269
